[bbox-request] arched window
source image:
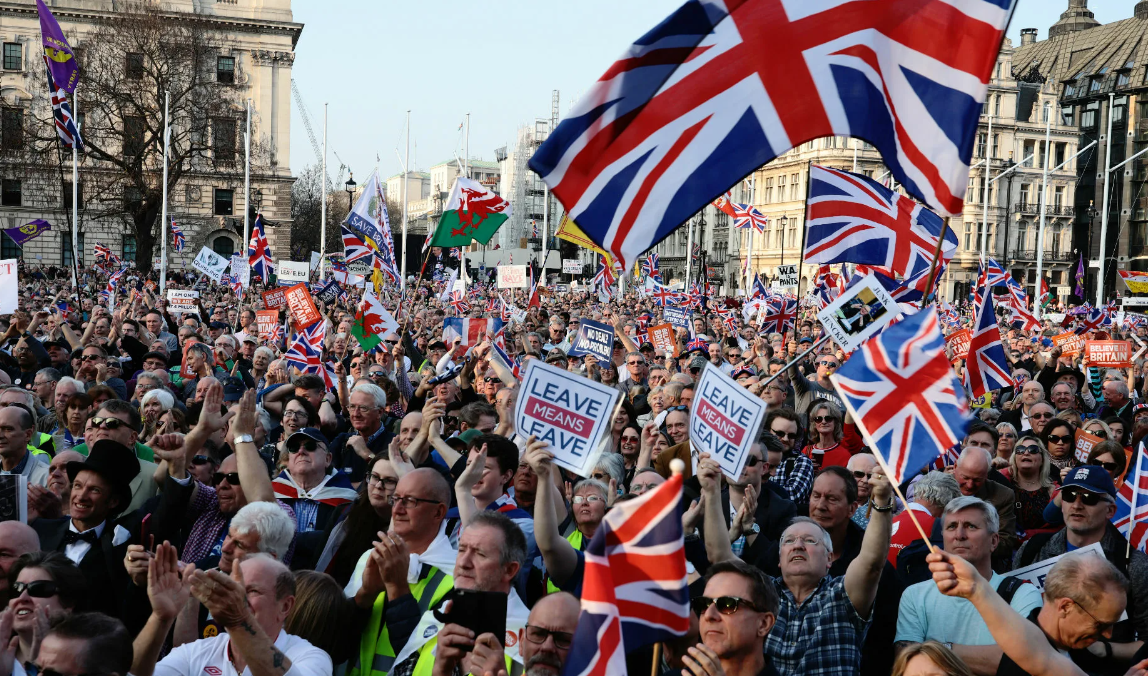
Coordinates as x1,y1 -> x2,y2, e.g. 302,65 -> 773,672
212,235 -> 234,257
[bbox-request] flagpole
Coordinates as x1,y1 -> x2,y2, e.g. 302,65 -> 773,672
980,114 -> 992,265
923,218 -> 951,304
1035,104 -> 1052,321
320,103 -> 328,280
464,113 -> 470,179
71,87 -> 78,289
160,91 -> 169,297
401,109 -> 410,290
684,215 -> 695,287
796,160 -> 813,299
1098,92 -> 1115,309
243,100 -> 251,254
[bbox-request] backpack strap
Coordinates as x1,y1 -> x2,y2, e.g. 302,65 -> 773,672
995,576 -> 1027,605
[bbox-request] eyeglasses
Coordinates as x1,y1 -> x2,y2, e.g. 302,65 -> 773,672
213,472 -> 240,486
1030,412 -> 1054,419
1014,445 -> 1043,456
770,428 -> 798,440
812,415 -> 836,424
1046,434 -> 1074,445
282,409 -> 308,420
1087,429 -> 1109,439
572,495 -> 605,505
384,339 -> 399,345
781,534 -> 825,548
368,370 -> 386,377
289,439 -> 325,454
852,470 -> 869,479
818,360 -> 839,368
388,494 -> 442,508
524,625 -> 574,649
80,354 -> 102,362
620,435 -> 640,445
367,474 -> 398,489
667,405 -> 688,413
690,596 -> 760,616
1070,598 -> 1116,633
91,416 -> 134,432
11,580 -> 57,598
1099,461 -> 1120,473
1062,487 -> 1107,507
745,455 -> 761,468
1000,432 -> 1017,439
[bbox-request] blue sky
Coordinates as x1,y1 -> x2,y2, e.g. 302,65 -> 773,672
287,0 -> 1135,185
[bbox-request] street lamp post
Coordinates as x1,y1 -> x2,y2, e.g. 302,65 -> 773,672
345,173 -> 357,218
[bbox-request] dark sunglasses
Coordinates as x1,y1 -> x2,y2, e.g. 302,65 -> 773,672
770,428 -> 798,440
1062,487 -> 1107,506
191,455 -> 214,466
745,455 -> 761,467
12,580 -> 57,598
818,360 -> 839,368
1099,462 -> 1120,473
289,439 -> 324,454
80,354 -> 102,362
1014,445 -> 1043,456
691,595 -> 760,616
1046,434 -> 1074,445
812,415 -> 836,424
1030,412 -> 1054,419
667,405 -> 689,413
1088,429 -> 1109,439
213,472 -> 241,486
91,416 -> 134,432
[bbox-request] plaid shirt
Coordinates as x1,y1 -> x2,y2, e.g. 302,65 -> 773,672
771,453 -> 814,504
765,575 -> 869,676
180,481 -> 296,565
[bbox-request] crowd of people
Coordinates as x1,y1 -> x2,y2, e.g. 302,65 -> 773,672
3,259 -> 1148,676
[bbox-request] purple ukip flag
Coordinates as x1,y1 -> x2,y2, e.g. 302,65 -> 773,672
3,219 -> 50,246
36,0 -> 79,93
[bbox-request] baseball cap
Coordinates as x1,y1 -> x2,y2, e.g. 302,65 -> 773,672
799,337 -> 814,345
427,340 -> 447,351
285,427 -> 328,451
241,334 -> 258,344
731,365 -> 756,379
208,321 -> 228,330
222,376 -> 247,402
1060,465 -> 1116,499
688,355 -> 708,371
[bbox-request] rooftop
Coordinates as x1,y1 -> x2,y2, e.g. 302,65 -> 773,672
1014,3 -> 1148,93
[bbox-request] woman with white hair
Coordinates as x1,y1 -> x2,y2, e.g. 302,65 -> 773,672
139,388 -> 175,444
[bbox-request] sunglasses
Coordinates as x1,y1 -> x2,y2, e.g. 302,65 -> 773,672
1014,445 -> 1043,456
1062,487 -> 1107,506
289,439 -> 324,454
191,455 -> 214,466
1030,412 -> 1054,419
690,595 -> 760,616
1088,429 -> 1109,439
368,371 -> 386,377
213,472 -> 241,486
812,415 -> 836,424
91,416 -> 134,432
770,429 -> 798,440
1099,462 -> 1120,473
818,360 -> 839,368
852,470 -> 869,479
80,354 -> 102,361
1046,434 -> 1074,445
11,580 -> 57,598
745,455 -> 761,468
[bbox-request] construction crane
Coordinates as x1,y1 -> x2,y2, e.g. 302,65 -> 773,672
290,79 -> 345,194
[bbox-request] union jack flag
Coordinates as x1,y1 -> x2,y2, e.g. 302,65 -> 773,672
1114,444 -> 1148,553
342,225 -> 381,270
750,274 -> 769,301
758,296 -> 797,335
1123,313 -> 1148,330
225,273 -> 244,298
171,219 -> 186,253
498,294 -> 513,322
592,255 -> 617,291
1003,284 -> 1041,332
93,242 -> 112,264
284,320 -> 327,375
99,265 -> 129,303
448,290 -> 471,314
45,55 -> 82,151
831,307 -> 970,484
690,243 -> 701,262
805,166 -> 957,282
641,252 -> 661,280
562,470 -> 689,676
1074,308 -> 1111,335
963,285 -> 1014,399
648,280 -> 680,307
248,213 -> 273,283
491,325 -> 521,380
731,203 -> 768,234
527,0 -> 1013,269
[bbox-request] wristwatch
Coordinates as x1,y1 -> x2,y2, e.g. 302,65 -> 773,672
749,522 -> 760,535
233,434 -> 254,445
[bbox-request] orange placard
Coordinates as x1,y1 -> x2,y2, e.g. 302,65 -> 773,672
284,283 -> 322,329
945,329 -> 971,360
1086,340 -> 1132,368
648,323 -> 679,357
1074,429 -> 1105,464
256,309 -> 280,341
261,287 -> 286,310
1052,331 -> 1085,356
179,340 -> 197,379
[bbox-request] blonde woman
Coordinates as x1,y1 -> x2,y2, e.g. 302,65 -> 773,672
1007,435 -> 1053,535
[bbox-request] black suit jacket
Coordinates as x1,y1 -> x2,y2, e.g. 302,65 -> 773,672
33,514 -> 138,619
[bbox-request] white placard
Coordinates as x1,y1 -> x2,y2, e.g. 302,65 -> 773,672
1004,542 -> 1104,591
690,363 -> 766,481
562,259 -> 582,274
816,273 -> 902,353
497,265 -> 529,289
192,247 -> 230,283
0,259 -> 17,314
310,251 -> 322,271
166,289 -> 199,314
277,260 -> 310,285
231,259 -> 250,287
776,264 -> 798,287
515,359 -> 620,478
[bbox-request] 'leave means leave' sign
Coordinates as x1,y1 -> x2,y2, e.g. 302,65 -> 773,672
690,363 -> 766,480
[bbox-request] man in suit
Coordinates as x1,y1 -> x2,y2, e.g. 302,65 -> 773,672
32,439 -> 142,619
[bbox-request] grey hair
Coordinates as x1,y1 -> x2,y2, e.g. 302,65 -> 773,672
0,387 -> 35,410
592,452 -> 625,487
468,511 -> 528,568
995,422 -> 1018,439
350,382 -> 387,409
942,495 -> 999,535
912,472 -> 961,511
255,406 -> 272,435
140,388 -> 174,411
957,445 -> 993,467
1044,551 -> 1128,606
135,372 -> 162,389
57,376 -> 85,394
1107,378 -> 1130,397
35,368 -> 62,383
187,342 -> 213,361
781,516 -> 833,555
230,502 -> 296,561
215,335 -> 237,350
254,346 -> 276,362
572,478 -> 609,501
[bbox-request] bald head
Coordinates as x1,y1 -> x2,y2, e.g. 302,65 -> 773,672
521,591 -> 581,669
955,446 -> 991,497
402,467 -> 452,506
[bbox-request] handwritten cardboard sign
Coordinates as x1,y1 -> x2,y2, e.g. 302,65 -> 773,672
497,265 -> 528,289
567,319 -> 615,362
1086,340 -> 1132,368
1074,429 -> 1106,464
515,359 -> 619,477
166,289 -> 199,315
261,287 -> 287,310
283,283 -> 322,329
256,309 -> 280,341
690,363 -> 766,481
649,323 -> 679,357
946,329 -> 972,360
1053,331 -> 1085,356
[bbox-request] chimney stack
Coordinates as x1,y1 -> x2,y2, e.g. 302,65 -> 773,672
1020,28 -> 1038,46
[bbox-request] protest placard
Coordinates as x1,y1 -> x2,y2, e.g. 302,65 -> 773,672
256,309 -> 280,341
283,284 -> 321,328
231,259 -> 250,287
0,259 -> 17,314
776,264 -> 799,287
946,329 -> 972,360
0,474 -> 27,523
664,306 -> 692,330
562,259 -> 582,274
515,359 -> 619,477
1074,429 -> 1106,464
277,261 -> 310,286
310,251 -> 322,271
179,340 -> 197,379
567,319 -> 614,362
313,279 -> 343,305
1004,542 -> 1104,591
649,323 -> 679,357
192,246 -> 230,282
816,273 -> 901,353
166,289 -> 199,314
261,287 -> 287,310
1052,331 -> 1085,356
497,265 -> 529,289
690,363 -> 766,480
1086,340 -> 1132,368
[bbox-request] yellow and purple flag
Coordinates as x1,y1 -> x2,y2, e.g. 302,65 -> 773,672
4,219 -> 50,246
36,0 -> 78,93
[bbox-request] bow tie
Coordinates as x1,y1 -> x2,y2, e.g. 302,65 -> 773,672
63,529 -> 98,546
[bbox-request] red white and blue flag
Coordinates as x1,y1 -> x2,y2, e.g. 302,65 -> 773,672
641,252 -> 661,280
562,470 -> 689,676
831,307 -> 970,484
443,317 -> 503,347
963,285 -> 1014,399
248,213 -> 273,283
491,325 -> 521,380
527,0 -> 1014,269
758,296 -> 796,335
1115,443 -> 1148,552
805,166 -> 957,281
284,320 -> 326,373
1075,307 -> 1112,335
750,274 -> 769,301
732,203 -> 768,234
448,290 -> 472,314
171,219 -> 186,253
93,242 -> 112,264
45,55 -> 82,151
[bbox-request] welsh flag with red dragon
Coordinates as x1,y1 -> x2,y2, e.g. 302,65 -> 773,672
430,177 -> 512,248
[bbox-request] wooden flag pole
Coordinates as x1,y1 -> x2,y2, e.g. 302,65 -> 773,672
921,217 -> 951,306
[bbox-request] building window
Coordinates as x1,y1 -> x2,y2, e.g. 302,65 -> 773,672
1082,102 -> 1099,128
122,235 -> 136,263
1023,140 -> 1035,167
123,116 -> 145,158
1017,221 -> 1028,250
1,108 -> 22,151
124,186 -> 142,212
214,188 -> 233,215
991,133 -> 999,158
212,235 -> 234,257
62,181 -> 83,209
1061,106 -> 1075,126
964,223 -> 974,250
2,43 -> 20,71
126,52 -> 144,80
62,232 -> 83,267
790,174 -> 800,200
1,179 -> 20,206
1054,186 -> 1065,209
212,118 -> 236,166
1051,225 -> 1063,252
764,178 -> 773,203
1020,184 -> 1031,205
0,231 -> 18,259
1055,142 -> 1066,168
976,133 -> 986,158
994,94 -> 1001,116
1119,70 -> 1131,87
777,175 -> 786,201
216,56 -> 235,84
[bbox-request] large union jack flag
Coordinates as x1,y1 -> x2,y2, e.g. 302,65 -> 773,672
563,469 -> 689,676
963,284 -> 1014,399
1115,444 -> 1148,553
93,242 -> 112,264
248,214 -> 273,283
1075,307 -> 1111,336
831,307 -> 970,484
641,251 -> 661,280
805,166 -> 957,281
171,219 -> 186,253
284,320 -> 327,375
528,0 -> 1014,269
732,203 -> 768,233
45,56 -> 83,151
758,295 -> 796,335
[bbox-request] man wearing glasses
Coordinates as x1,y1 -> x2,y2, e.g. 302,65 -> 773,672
765,409 -> 813,504
682,560 -> 781,676
272,428 -> 357,535
788,352 -> 844,424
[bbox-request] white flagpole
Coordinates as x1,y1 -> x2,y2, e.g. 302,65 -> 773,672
243,100 -> 251,252
320,103 -> 327,280
1035,105 -> 1051,321
71,88 -> 78,289
980,114 -> 992,264
401,109 -> 410,290
464,113 -> 469,179
160,91 -> 169,297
